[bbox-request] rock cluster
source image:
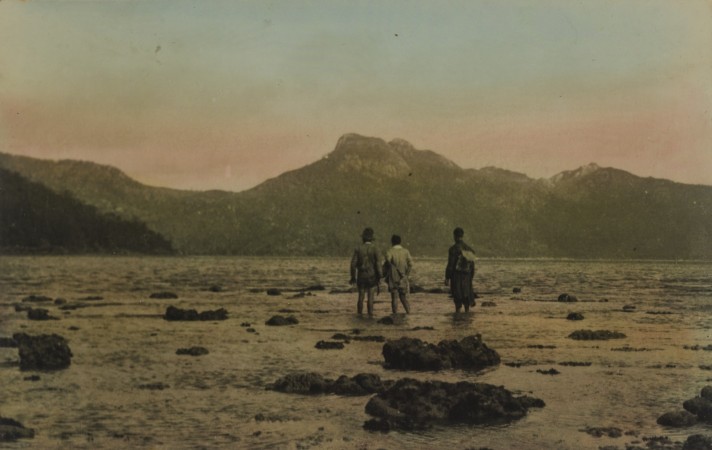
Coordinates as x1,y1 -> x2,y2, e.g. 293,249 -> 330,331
13,333 -> 73,371
271,372 -> 391,396
363,378 -> 544,431
150,292 -> 178,299
382,335 -> 500,371
657,386 -> 712,428
163,306 -> 227,321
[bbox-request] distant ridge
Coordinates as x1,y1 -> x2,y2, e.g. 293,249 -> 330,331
1,133 -> 711,258
0,167 -> 173,254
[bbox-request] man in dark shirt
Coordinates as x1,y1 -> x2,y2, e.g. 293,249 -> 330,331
350,227 -> 383,316
445,227 -> 476,313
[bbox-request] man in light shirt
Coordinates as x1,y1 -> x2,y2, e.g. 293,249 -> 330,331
384,234 -> 413,314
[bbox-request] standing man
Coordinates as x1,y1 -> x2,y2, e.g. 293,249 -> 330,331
445,227 -> 476,313
350,227 -> 383,316
384,234 -> 412,314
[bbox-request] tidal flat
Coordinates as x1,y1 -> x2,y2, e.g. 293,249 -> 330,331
1,256 -> 711,449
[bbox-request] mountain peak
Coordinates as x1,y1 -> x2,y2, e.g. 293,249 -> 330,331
550,162 -> 602,183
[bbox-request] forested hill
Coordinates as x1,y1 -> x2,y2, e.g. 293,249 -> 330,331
0,168 -> 173,254
1,134 -> 711,259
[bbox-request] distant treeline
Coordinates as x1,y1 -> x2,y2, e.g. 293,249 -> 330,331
0,168 -> 173,255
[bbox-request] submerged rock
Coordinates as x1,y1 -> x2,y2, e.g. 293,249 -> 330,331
363,378 -> 544,432
580,426 -> 623,438
567,312 -> 584,321
480,301 -> 497,307
513,287 -> 522,293
176,347 -> 209,356
163,306 -> 227,321
265,315 -> 299,326
0,417 -> 35,442
315,341 -> 345,350
536,368 -> 560,375
271,372 -> 390,396
305,284 -> 326,291
558,293 -> 578,302
138,382 -> 169,390
568,330 -> 626,340
22,295 -> 52,303
352,335 -> 386,343
657,410 -> 698,427
382,335 -> 500,371
150,292 -> 178,299
27,308 -> 56,321
13,333 -> 72,371
377,315 -> 407,325
266,288 -> 282,296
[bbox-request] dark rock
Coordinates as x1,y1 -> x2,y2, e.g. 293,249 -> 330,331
684,397 -> 712,420
271,372 -> 331,394
558,293 -> 578,302
331,333 -> 351,341
0,417 -> 35,442
559,361 -> 592,367
138,382 -> 169,390
684,434 -> 712,450
622,304 -> 636,312
352,335 -> 386,342
378,315 -> 407,325
53,298 -> 66,305
701,386 -> 712,400
163,306 -> 227,321
198,308 -> 228,321
332,373 -> 391,396
81,296 -> 103,301
265,315 -> 299,326
305,284 -> 326,291
23,375 -> 41,381
536,368 -> 560,375
581,426 -> 623,438
68,326 -> 80,331
13,333 -> 72,371
315,341 -> 345,350
409,284 -> 426,294
271,372 -> 390,397
382,335 -> 500,371
176,346 -> 209,356
289,292 -> 311,299
240,322 -> 251,327
513,287 -> 522,293
150,292 -> 178,299
246,328 -> 256,333
568,329 -> 626,340
480,301 -> 497,307
14,304 -> 31,312
0,337 -> 17,348
22,295 -> 52,303
657,410 -> 698,427
27,308 -> 54,321
266,288 -> 282,296
527,344 -> 556,349
411,326 -> 435,331
363,378 -> 544,431
567,312 -> 584,321
208,285 -> 223,292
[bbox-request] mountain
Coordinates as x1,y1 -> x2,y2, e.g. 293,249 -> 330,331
1,134 -> 711,258
0,168 -> 173,254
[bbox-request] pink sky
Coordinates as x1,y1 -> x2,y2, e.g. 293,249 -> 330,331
0,0 -> 710,191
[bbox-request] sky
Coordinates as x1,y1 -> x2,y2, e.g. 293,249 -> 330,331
1,0 -> 711,191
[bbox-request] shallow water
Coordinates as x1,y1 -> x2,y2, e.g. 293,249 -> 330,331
1,256 -> 711,449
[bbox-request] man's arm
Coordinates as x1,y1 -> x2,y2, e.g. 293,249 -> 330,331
405,249 -> 413,276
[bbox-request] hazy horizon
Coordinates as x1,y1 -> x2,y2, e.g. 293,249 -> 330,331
1,0 -> 710,191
